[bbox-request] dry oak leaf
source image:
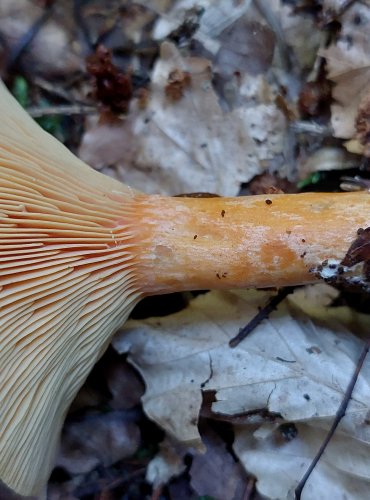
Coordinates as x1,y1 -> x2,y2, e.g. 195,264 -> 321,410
113,286 -> 370,499
113,286 -> 370,446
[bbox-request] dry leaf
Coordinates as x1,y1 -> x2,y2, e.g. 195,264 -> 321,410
234,421 -> 370,500
190,427 -> 247,499
113,286 -> 370,498
215,18 -> 275,77
146,438 -> 186,488
80,42 -> 264,196
320,3 -> 370,138
56,411 -> 140,475
322,0 -> 353,16
153,0 -> 253,44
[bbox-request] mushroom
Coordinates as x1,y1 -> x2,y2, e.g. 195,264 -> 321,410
0,80 -> 369,497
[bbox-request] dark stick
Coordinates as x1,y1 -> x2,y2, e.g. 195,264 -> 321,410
229,286 -> 295,348
73,0 -> 95,51
8,4 -> 55,69
295,338 -> 370,499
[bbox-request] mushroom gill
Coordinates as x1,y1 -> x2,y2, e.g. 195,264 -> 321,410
0,81 -> 142,496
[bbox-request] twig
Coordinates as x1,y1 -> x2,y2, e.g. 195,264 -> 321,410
242,476 -> 257,500
229,287 -> 295,347
151,483 -> 164,500
27,104 -> 96,118
73,466 -> 146,497
73,0 -> 95,51
33,77 -> 77,102
295,338 -> 370,499
290,121 -> 332,136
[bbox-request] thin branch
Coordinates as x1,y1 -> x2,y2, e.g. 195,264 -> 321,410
229,287 -> 295,348
73,0 -> 95,51
27,104 -> 96,118
290,121 -> 332,136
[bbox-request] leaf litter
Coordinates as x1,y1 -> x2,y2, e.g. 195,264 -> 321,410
79,41 -> 276,196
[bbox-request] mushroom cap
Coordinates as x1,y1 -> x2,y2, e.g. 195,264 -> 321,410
0,81 -> 142,496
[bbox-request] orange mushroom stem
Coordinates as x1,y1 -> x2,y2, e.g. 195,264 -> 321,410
0,80 -> 369,497
134,192 -> 370,293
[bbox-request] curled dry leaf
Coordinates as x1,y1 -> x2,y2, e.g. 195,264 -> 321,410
113,286 -> 370,498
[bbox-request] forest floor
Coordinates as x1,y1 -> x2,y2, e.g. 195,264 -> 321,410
2,1 -> 370,499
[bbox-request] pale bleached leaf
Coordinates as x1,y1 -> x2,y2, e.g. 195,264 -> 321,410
79,42 -> 287,196
113,287 -> 370,445
113,286 -> 370,499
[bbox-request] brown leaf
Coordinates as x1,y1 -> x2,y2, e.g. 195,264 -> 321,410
56,411 -> 140,475
106,358 -> 144,410
190,428 -> 248,500
341,227 -> 370,268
